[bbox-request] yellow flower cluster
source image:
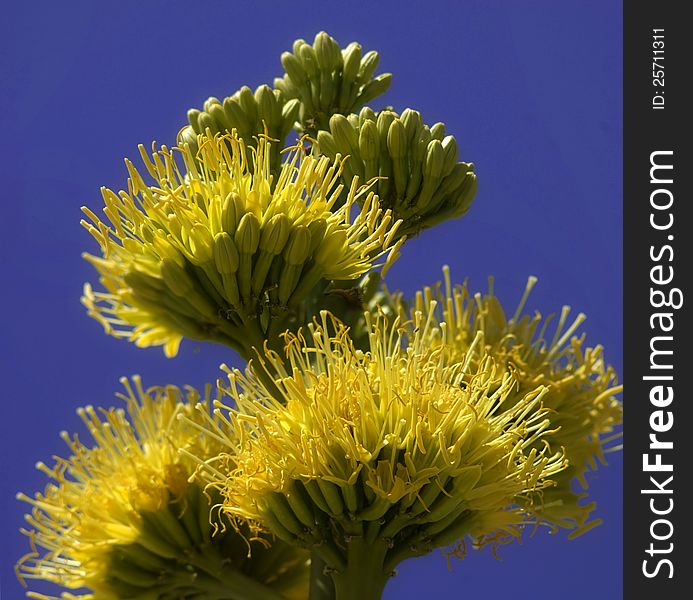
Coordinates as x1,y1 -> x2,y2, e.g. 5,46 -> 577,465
396,267 -> 623,535
16,379 -> 309,600
191,311 -> 566,594
82,132 -> 403,358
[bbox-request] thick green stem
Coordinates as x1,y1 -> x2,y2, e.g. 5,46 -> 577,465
326,538 -> 390,600
216,568 -> 288,600
171,566 -> 285,600
309,551 -> 336,600
175,542 -> 285,600
230,313 -> 287,402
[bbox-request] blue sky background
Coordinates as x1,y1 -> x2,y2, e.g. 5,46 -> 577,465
1,1 -> 622,598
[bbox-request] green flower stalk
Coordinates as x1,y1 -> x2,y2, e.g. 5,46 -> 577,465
81,131 -> 403,359
316,108 -> 477,237
274,32 -> 392,135
192,312 -> 566,600
394,267 -> 623,535
16,378 -> 309,600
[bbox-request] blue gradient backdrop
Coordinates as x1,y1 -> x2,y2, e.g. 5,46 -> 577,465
1,1 -> 622,598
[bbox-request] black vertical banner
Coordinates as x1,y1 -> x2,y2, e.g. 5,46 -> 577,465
624,3 -> 692,598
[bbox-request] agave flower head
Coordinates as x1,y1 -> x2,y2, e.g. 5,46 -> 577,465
16,379 -> 309,600
81,131 -> 403,358
397,266 -> 623,535
193,310 -> 566,595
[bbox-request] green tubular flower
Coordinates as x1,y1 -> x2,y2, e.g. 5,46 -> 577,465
316,108 -> 477,238
195,312 -> 566,600
396,267 -> 623,536
16,378 -> 309,600
81,131 -> 404,358
274,32 -> 392,134
183,85 -> 300,179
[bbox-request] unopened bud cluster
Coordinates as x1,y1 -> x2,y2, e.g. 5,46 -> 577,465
318,108 -> 477,237
183,84 -> 300,177
275,32 -> 392,133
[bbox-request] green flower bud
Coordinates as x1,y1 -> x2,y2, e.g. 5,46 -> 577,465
153,237 -> 185,267
203,96 -> 221,112
187,109 -> 201,131
401,108 -> 423,146
306,218 -> 328,254
298,44 -> 319,77
376,110 -> 396,143
293,38 -> 307,55
281,51 -> 307,85
251,214 -> 292,299
221,192 -> 243,234
317,130 -> 338,159
441,135 -> 459,177
358,50 -> 380,82
413,126 -> 432,162
281,98 -> 301,131
412,139 -> 447,213
314,31 -> 339,70
359,120 -> 379,161
423,139 -> 445,180
283,225 -> 311,266
342,42 -> 362,83
213,232 -> 240,274
359,106 -> 378,124
314,229 -> 347,267
123,269 -> 164,295
208,102 -> 231,132
430,122 -> 446,140
431,161 -> 470,202
197,111 -> 216,134
271,90 -> 284,126
274,74 -> 295,97
259,213 -> 291,255
160,258 -> 193,297
238,86 -> 258,124
450,169 -> 478,216
223,97 -> 251,136
387,119 -> 407,159
327,35 -> 343,71
355,73 -> 392,107
234,213 -> 261,255
255,84 -> 276,131
179,125 -> 197,150
387,119 -> 409,199
189,224 -> 215,263
330,114 -> 359,157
